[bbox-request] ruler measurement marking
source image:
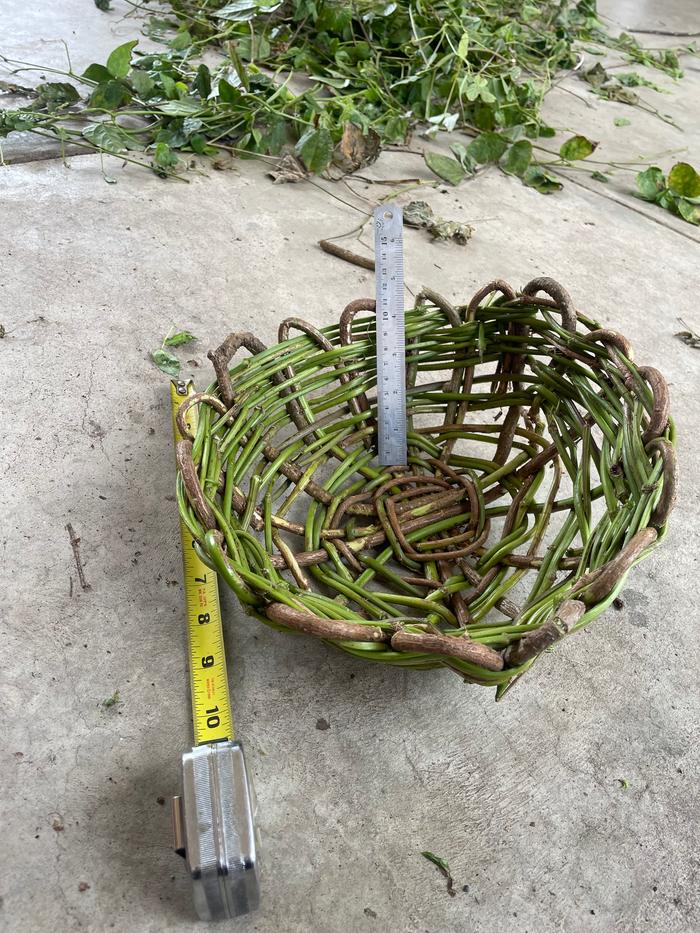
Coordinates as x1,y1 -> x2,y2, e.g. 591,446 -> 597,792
374,205 -> 406,466
171,381 -> 234,746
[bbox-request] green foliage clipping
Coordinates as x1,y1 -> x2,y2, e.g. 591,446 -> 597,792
0,1 -> 696,221
636,162 -> 700,225
150,328 -> 198,376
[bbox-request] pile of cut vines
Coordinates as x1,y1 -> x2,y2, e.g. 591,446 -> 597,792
0,0 -> 698,222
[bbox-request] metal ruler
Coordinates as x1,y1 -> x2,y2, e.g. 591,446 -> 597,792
374,204 -> 407,466
169,379 -> 260,921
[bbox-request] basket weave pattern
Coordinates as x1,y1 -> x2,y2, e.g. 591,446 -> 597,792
176,277 -> 676,694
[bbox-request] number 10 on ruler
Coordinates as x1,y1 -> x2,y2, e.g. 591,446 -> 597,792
374,204 -> 407,466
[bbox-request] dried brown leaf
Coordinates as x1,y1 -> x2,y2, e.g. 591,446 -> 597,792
427,218 -> 474,245
267,151 -> 308,184
333,123 -> 381,173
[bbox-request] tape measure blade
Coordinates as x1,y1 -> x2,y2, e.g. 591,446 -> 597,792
181,527 -> 233,745
170,380 -> 234,746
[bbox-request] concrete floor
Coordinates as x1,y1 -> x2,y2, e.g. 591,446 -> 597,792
1,2 -> 699,931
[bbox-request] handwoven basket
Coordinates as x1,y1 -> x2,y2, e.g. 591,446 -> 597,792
175,277 -> 676,696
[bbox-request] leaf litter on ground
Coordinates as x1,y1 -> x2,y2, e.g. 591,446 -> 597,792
151,328 -> 198,375
675,319 -> 700,348
636,162 -> 700,225
151,348 -> 181,377
101,690 -> 121,709
403,200 -> 473,245
421,851 -> 456,897
164,330 -> 197,347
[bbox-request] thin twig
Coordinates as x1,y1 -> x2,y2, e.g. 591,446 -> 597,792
319,239 -> 375,270
352,175 -> 432,185
627,28 -> 700,38
66,523 -> 91,591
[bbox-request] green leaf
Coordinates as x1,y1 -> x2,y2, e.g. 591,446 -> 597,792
262,118 -> 289,155
422,851 -> 451,874
145,16 -> 178,41
424,151 -> 465,186
215,0 -> 283,23
164,330 -> 197,347
522,165 -> 562,194
83,63 -> 113,84
130,69 -> 155,99
170,30 -> 193,51
614,117 -> 631,127
457,34 -> 469,60
106,40 -> 138,79
228,46 -> 250,91
157,100 -> 201,116
0,110 -> 44,134
236,33 -> 272,61
156,125 -> 187,149
295,127 -> 333,174
667,162 -> 700,199
636,166 -> 666,201
502,140 -> 532,177
36,82 -> 80,107
467,132 -> 508,164
194,63 -> 212,99
94,0 -> 111,10
677,199 -> 700,225
159,73 -> 178,100
382,114 -> 409,144
153,142 -> 179,168
89,80 -> 132,109
421,850 -> 455,894
82,122 -> 134,154
559,135 -> 597,161
618,72 -> 666,93
464,79 -> 482,102
591,171 -> 610,183
101,690 -> 120,708
151,348 -> 180,376
218,78 -> 241,105
182,116 -> 203,137
189,135 -> 212,155
449,143 -> 477,174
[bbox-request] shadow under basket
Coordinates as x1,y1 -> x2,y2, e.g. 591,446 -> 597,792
175,277 -> 676,699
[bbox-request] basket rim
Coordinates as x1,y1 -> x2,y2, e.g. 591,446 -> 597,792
175,276 -> 677,693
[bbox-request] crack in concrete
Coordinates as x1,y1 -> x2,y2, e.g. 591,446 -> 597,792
3,144 -> 92,167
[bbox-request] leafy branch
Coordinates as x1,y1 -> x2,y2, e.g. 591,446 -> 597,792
0,1 -> 696,222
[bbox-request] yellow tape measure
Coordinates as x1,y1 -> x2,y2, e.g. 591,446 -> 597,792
170,379 -> 234,746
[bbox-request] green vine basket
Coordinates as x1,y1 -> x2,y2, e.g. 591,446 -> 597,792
175,277 -> 676,697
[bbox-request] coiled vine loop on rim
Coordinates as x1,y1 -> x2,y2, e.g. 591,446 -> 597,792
176,277 -> 676,697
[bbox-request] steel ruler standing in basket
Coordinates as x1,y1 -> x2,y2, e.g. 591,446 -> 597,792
374,204 -> 407,466
169,379 -> 260,922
